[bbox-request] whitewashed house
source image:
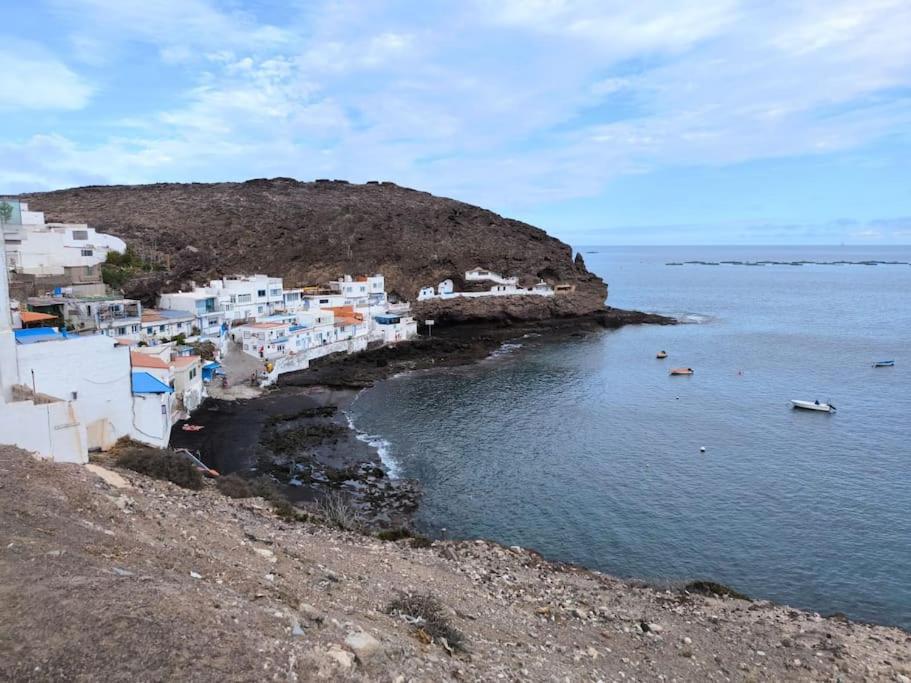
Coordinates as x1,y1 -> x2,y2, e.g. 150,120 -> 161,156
465,268 -> 518,286
418,268 -> 554,301
2,200 -> 126,280
15,332 -> 168,451
140,308 -> 196,343
27,293 -> 143,339
0,260 -> 87,462
158,289 -> 225,338
209,274 -> 284,323
171,354 -> 203,414
329,274 -> 387,307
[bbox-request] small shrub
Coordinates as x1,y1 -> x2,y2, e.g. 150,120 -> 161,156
376,528 -> 412,542
317,490 -> 362,531
386,593 -> 464,651
248,476 -> 283,503
216,473 -> 253,498
409,535 -> 433,549
116,447 -> 203,490
272,498 -> 299,521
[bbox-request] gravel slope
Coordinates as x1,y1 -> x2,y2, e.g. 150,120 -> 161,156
1,445 -> 909,682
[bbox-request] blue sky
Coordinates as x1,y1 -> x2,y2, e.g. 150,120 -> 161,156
2,0 -> 910,244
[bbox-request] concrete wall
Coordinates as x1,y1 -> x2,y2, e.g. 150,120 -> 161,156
131,393 -> 172,448
0,398 -> 88,463
17,335 -> 134,451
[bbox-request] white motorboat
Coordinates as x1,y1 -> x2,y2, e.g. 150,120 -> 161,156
791,400 -> 836,413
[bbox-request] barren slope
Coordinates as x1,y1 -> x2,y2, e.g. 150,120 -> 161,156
22,179 -> 606,315
1,446 -> 909,682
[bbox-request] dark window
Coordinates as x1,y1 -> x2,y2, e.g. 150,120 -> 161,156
257,289 -> 266,297
81,249 -> 93,257
72,230 -> 88,240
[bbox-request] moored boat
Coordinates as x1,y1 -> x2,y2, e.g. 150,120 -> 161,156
873,360 -> 895,367
791,400 -> 836,413
670,367 -> 694,376
656,350 -> 668,359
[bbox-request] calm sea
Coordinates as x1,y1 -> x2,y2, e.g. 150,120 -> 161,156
348,246 -> 911,629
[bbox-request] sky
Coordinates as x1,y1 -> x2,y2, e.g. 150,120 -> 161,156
1,0 -> 910,245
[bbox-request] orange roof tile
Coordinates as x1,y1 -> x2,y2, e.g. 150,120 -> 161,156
20,311 -> 57,323
172,355 -> 201,368
130,351 -> 170,369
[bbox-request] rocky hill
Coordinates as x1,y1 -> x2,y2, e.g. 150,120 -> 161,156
2,445 -> 909,681
22,179 -> 606,315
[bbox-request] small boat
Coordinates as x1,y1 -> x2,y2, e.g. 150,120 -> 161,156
791,400 -> 836,413
873,360 -> 895,367
656,350 -> 668,359
670,367 -> 694,376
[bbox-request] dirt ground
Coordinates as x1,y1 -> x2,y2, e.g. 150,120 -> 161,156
1,445 -> 909,682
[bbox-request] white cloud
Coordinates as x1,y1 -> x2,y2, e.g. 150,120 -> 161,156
0,46 -> 93,111
479,0 -> 738,54
50,0 -> 289,55
6,0 -> 911,219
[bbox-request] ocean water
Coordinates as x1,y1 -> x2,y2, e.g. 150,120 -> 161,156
348,246 -> 911,629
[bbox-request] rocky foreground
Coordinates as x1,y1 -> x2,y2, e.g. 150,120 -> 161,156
1,446 -> 909,681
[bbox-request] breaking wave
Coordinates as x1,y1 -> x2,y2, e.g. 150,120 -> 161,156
345,411 -> 401,479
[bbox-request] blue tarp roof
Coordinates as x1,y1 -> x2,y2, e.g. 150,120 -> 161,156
131,371 -> 174,394
14,328 -> 67,344
202,361 -> 221,369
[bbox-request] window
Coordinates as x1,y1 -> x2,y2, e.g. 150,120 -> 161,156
257,289 -> 266,298
189,368 -> 197,380
146,327 -> 153,334
81,249 -> 93,257
359,286 -> 366,293
159,325 -> 166,332
237,293 -> 251,303
270,288 -> 281,297
319,299 -> 329,304
72,230 -> 88,240
117,327 -> 126,335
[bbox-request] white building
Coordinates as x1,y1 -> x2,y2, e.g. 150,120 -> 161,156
130,345 -> 204,418
418,268 -> 554,301
27,294 -> 143,339
15,332 -> 172,451
0,251 -> 89,463
465,268 -> 519,286
209,274 -> 284,323
141,308 -> 196,343
329,274 -> 387,307
158,289 -> 226,339
2,200 -> 126,279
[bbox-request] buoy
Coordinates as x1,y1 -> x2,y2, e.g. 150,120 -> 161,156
700,446 -> 706,453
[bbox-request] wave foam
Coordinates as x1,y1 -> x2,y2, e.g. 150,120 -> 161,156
345,411 -> 401,479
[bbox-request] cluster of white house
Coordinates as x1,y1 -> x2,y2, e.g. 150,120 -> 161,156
1,200 -> 419,464
418,268 -> 567,301
2,200 -> 126,282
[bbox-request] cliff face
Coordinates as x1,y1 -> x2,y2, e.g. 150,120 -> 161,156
22,179 -> 606,316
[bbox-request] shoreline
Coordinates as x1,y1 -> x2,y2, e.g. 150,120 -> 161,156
172,307 -> 673,527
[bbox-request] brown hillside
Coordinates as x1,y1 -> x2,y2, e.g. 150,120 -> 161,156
22,179 -> 607,315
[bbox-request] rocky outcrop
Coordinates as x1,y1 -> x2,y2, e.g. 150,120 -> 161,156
21,179 -> 607,315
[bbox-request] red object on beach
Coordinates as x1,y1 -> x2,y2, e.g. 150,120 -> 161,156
181,424 -> 205,432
